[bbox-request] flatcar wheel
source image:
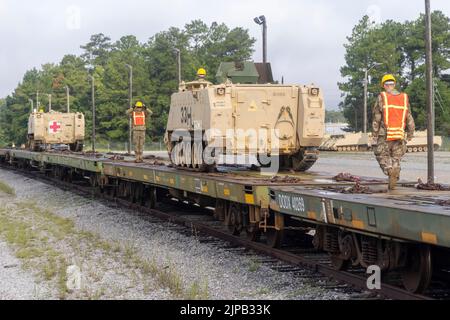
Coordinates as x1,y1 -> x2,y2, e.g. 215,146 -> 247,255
227,203 -> 243,236
401,245 -> 432,293
246,223 -> 261,242
330,254 -> 350,271
266,229 -> 284,248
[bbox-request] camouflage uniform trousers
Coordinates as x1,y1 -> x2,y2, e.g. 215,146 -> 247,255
374,136 -> 407,176
133,130 -> 146,161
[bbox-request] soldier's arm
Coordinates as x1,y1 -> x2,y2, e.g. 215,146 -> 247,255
145,108 -> 152,117
126,108 -> 133,117
406,102 -> 415,140
372,95 -> 383,139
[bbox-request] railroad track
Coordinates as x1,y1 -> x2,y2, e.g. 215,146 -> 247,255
0,164 -> 438,300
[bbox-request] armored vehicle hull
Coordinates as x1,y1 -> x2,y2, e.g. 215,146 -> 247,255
319,131 -> 442,152
165,80 -> 325,172
27,111 -> 85,152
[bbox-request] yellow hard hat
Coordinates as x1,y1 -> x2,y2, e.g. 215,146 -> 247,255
197,68 -> 207,77
134,101 -> 144,108
381,74 -> 396,87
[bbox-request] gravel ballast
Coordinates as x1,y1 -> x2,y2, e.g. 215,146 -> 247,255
0,169 -> 351,300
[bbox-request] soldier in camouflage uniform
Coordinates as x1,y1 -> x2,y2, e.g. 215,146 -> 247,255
127,101 -> 152,163
372,74 -> 415,190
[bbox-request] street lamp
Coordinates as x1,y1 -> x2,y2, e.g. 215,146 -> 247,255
65,86 -> 70,113
174,48 -> 181,85
363,62 -> 383,133
88,75 -> 96,154
254,15 -> 267,64
28,99 -> 34,113
425,0 -> 435,184
125,64 -> 133,154
48,94 -> 52,112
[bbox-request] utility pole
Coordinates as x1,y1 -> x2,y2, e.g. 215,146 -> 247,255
65,86 -> 70,113
48,94 -> 52,112
425,0 -> 435,184
89,75 -> 96,154
254,15 -> 267,64
125,64 -> 133,154
36,91 -> 40,109
28,99 -> 34,113
174,48 -> 181,84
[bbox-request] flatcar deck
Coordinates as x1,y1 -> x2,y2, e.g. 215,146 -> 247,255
1,148 -> 449,247
270,184 -> 450,247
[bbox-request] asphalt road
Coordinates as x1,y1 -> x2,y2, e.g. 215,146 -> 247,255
311,151 -> 450,184
148,150 -> 450,184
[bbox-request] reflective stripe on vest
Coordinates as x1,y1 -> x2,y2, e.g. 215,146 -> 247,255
381,92 -> 408,141
133,111 -> 145,126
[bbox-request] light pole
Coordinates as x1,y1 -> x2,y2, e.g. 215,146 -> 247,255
65,86 -> 70,113
125,64 -> 133,154
48,94 -> 52,112
363,63 -> 383,133
174,48 -> 181,84
28,99 -> 34,113
254,15 -> 267,64
88,75 -> 96,154
36,91 -> 40,110
425,0 -> 434,184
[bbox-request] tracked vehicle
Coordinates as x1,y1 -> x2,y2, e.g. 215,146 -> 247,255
165,62 -> 325,172
27,109 -> 85,152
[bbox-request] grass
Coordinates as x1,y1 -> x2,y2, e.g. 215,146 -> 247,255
0,197 -> 210,300
0,180 -> 15,195
248,259 -> 261,272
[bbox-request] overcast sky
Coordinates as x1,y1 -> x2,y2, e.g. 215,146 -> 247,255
0,0 -> 449,109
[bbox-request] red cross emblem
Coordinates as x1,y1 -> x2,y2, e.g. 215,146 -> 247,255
49,121 -> 61,133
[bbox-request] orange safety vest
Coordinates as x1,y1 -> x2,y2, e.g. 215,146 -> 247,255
133,111 -> 146,126
381,92 -> 409,141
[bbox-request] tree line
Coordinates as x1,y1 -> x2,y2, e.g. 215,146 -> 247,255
339,11 -> 450,135
0,20 -> 255,146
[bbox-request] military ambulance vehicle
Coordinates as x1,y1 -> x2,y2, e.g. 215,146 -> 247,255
27,109 -> 85,152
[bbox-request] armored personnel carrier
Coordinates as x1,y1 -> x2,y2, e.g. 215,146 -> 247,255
28,109 -> 85,152
165,62 -> 325,172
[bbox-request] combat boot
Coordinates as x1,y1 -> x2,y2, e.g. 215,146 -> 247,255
135,154 -> 143,163
388,167 -> 400,190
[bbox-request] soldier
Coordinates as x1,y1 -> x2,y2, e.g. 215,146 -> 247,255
127,101 -> 152,163
197,68 -> 207,80
372,74 -> 415,190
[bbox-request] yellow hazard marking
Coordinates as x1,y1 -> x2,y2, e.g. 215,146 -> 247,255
223,188 -> 230,196
143,175 -> 149,180
352,220 -> 364,229
421,232 -> 437,244
155,176 -> 161,182
128,171 -> 133,177
169,178 -> 175,185
307,211 -> 317,220
201,186 -> 208,193
245,194 -> 255,204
